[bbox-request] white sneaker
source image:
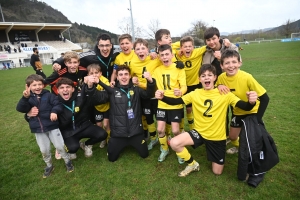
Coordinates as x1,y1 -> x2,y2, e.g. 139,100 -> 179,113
177,156 -> 185,164
178,161 -> 200,177
99,140 -> 106,148
147,137 -> 158,150
80,142 -> 93,157
158,147 -> 169,162
226,147 -> 238,154
69,153 -> 77,160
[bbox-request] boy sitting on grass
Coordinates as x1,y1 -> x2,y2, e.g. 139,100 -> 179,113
16,74 -> 74,178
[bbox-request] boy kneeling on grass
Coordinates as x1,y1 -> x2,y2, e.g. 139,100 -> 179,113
16,74 -> 74,178
155,64 -> 257,177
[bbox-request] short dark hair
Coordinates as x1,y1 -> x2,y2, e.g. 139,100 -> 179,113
155,29 -> 170,42
157,44 -> 172,53
25,74 -> 44,87
87,63 -> 101,73
32,47 -> 38,52
204,27 -> 220,40
97,33 -> 112,43
56,77 -> 75,88
220,50 -> 241,64
199,64 -> 216,77
116,65 -> 131,75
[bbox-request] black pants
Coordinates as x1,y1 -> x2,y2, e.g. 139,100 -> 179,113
63,121 -> 107,153
36,69 -> 46,79
107,134 -> 148,162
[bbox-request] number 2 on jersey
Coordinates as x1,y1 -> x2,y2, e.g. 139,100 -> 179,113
203,99 -> 213,117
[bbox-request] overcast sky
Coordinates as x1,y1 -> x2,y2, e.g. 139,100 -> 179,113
41,0 -> 299,37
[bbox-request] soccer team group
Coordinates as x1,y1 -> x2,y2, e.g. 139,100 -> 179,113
17,27 -> 269,181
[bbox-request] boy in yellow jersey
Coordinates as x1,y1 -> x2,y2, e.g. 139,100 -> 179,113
130,38 -> 161,150
155,64 -> 258,177
87,64 -> 111,148
152,44 -> 187,163
217,50 -> 269,154
110,34 -> 136,86
155,29 -> 184,141
175,36 -> 207,131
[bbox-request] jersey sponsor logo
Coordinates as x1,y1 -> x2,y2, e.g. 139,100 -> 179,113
115,91 -> 122,98
144,109 -> 151,115
190,130 -> 200,139
156,110 -> 165,118
95,114 -> 103,121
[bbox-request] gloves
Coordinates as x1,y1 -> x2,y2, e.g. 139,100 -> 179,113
175,61 -> 184,69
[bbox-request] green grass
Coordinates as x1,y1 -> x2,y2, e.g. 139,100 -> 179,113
0,41 -> 300,199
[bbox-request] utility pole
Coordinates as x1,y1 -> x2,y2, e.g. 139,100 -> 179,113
129,0 -> 135,42
0,4 -> 5,22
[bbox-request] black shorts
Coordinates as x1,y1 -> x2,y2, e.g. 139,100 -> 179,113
188,129 -> 226,165
141,98 -> 158,124
230,114 -> 254,127
156,108 -> 183,123
94,109 -> 109,122
186,84 -> 202,108
107,134 -> 148,162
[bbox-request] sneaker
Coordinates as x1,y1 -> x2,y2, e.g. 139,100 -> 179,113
80,142 -> 93,157
226,147 -> 239,154
148,138 -> 158,150
66,161 -> 74,173
177,156 -> 185,164
99,140 -> 106,148
178,161 -> 200,177
158,147 -> 169,162
43,165 -> 54,178
55,149 -> 61,160
69,153 -> 77,160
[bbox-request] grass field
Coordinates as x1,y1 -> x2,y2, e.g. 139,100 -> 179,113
0,41 -> 300,200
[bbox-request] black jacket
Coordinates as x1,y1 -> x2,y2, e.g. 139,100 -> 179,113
16,89 -> 62,133
99,79 -> 156,138
238,115 -> 279,180
58,84 -> 108,138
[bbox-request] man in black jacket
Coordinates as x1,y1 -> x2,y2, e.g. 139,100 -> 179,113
98,65 -> 156,162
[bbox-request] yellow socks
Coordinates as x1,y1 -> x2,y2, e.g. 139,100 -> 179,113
159,135 -> 168,151
231,137 -> 239,147
176,147 -> 191,162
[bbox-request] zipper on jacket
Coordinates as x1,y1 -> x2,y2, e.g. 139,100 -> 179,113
36,94 -> 44,133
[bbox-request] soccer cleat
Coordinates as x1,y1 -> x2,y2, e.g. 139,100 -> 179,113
158,147 -> 169,162
66,161 -> 74,173
55,149 -> 61,160
178,161 -> 200,177
99,140 -> 106,148
177,156 -> 185,164
43,165 -> 54,178
147,137 -> 158,150
80,142 -> 93,157
226,147 -> 239,154
69,153 -> 77,160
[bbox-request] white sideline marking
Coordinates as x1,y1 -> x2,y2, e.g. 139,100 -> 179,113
254,72 -> 300,77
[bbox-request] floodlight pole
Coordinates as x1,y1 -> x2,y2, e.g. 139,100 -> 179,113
0,4 -> 5,22
129,0 -> 135,42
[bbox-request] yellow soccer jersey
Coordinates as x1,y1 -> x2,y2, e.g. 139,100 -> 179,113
130,56 -> 161,90
114,50 -> 137,67
182,88 -> 240,140
175,46 -> 206,86
153,63 -> 187,110
95,76 -> 110,112
216,70 -> 266,115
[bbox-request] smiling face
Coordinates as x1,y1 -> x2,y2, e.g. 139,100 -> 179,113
181,41 -> 194,58
120,38 -> 133,55
57,84 -> 75,101
205,34 -> 221,50
117,69 -> 131,85
199,70 -> 216,90
65,58 -> 79,73
134,43 -> 149,61
29,80 -> 44,94
98,39 -> 112,57
221,56 -> 241,76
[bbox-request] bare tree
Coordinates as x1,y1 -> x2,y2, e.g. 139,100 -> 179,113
118,17 -> 144,39
145,19 -> 161,39
191,20 -> 208,40
280,19 -> 295,38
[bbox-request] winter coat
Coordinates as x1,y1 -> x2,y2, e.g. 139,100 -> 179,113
16,89 -> 62,133
237,115 -> 279,181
